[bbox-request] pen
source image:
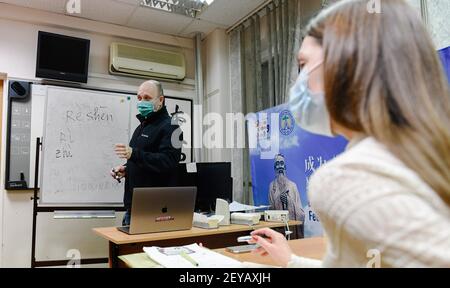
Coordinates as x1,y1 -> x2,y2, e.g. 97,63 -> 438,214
238,234 -> 270,242
237,236 -> 253,242
111,168 -> 121,183
180,251 -> 199,267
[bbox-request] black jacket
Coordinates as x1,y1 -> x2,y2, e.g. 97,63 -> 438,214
124,106 -> 182,209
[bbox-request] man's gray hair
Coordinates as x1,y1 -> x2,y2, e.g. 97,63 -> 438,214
150,80 -> 164,97
142,80 -> 164,97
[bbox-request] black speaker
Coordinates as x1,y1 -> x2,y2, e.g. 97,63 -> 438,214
8,81 -> 30,100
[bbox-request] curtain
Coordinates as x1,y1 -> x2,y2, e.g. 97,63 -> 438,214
229,0 -> 303,204
242,0 -> 302,111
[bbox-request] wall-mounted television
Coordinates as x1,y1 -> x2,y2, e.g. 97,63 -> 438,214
36,31 -> 90,83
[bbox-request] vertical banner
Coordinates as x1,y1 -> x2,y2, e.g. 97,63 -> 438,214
248,104 -> 348,238
439,46 -> 450,84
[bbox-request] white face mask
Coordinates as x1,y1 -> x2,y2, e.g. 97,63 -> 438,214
288,62 -> 333,137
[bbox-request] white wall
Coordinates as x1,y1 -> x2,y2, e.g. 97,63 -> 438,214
406,0 -> 449,50
202,29 -> 232,163
0,76 -> 5,266
424,0 -> 450,50
0,5 -> 196,268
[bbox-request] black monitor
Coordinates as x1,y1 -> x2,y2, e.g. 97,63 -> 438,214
177,162 -> 233,213
36,31 -> 90,83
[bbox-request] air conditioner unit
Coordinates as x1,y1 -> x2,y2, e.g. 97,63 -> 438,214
109,42 -> 186,81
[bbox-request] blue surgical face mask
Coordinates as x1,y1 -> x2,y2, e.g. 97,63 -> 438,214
137,100 -> 155,117
288,61 -> 333,137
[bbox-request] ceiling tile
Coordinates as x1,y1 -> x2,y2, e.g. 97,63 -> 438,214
198,0 -> 267,26
127,6 -> 194,36
113,0 -> 140,5
179,19 -> 226,38
1,0 -> 66,13
71,0 -> 138,26
1,0 -> 268,38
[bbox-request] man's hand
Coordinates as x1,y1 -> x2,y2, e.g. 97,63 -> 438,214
115,144 -> 133,160
248,228 -> 293,267
110,165 -> 126,180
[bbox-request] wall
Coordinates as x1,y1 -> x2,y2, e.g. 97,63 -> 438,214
0,4 -> 196,267
424,0 -> 450,50
202,29 -> 232,163
202,29 -> 250,203
405,0 -> 449,50
0,76 -> 4,266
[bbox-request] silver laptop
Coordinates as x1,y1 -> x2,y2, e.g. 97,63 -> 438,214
117,187 -> 197,235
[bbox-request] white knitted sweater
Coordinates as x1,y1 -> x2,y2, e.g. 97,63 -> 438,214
288,136 -> 450,268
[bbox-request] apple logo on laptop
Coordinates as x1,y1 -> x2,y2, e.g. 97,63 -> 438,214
161,206 -> 168,214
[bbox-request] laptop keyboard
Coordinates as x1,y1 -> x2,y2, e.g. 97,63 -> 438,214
117,226 -> 130,234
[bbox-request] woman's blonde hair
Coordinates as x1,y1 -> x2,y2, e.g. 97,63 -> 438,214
308,0 -> 450,204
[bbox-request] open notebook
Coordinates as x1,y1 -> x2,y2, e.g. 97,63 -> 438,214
143,244 -> 242,268
119,248 -> 280,268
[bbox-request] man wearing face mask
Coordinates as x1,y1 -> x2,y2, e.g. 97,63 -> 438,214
268,154 -> 305,238
112,80 -> 182,226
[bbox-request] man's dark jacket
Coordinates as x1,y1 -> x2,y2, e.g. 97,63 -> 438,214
124,106 -> 181,209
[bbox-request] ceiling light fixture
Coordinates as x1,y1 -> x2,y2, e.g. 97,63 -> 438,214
140,0 -> 214,18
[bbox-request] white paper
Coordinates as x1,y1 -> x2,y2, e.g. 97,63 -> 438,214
32,85 -> 47,96
209,215 -> 224,222
144,244 -> 242,268
241,262 -> 280,268
229,201 -> 271,212
193,213 -> 224,223
186,163 -> 197,173
193,212 -> 208,223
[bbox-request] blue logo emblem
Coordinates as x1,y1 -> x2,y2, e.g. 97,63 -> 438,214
280,110 -> 295,136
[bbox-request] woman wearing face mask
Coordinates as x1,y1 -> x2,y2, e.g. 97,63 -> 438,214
249,0 -> 450,268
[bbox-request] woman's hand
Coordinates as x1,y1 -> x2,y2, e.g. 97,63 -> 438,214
248,228 -> 293,267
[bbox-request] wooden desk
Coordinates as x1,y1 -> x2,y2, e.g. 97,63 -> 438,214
218,237 -> 326,267
93,221 -> 302,268
119,237 -> 326,268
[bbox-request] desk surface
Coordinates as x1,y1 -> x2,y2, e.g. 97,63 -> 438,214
119,237 -> 326,268
93,221 -> 301,245
219,237 -> 326,266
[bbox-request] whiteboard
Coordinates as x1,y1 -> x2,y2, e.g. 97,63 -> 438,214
40,87 -> 131,205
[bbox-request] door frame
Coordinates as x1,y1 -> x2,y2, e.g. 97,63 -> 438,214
0,72 -> 5,168
0,72 -> 6,267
